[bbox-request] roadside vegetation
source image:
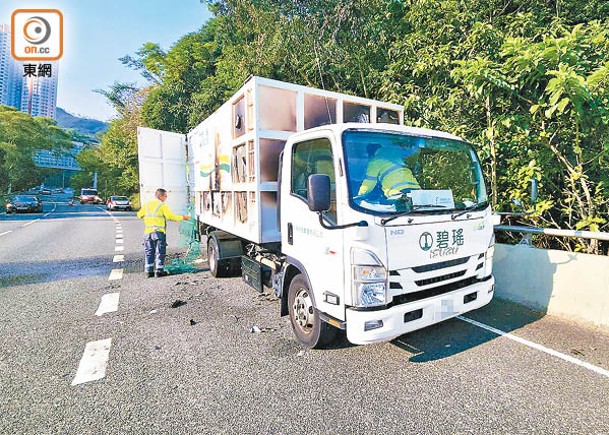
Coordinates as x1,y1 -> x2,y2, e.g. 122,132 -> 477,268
0,106 -> 73,194
89,0 -> 609,253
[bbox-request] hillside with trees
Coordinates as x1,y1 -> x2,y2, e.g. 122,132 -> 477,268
91,0 -> 609,253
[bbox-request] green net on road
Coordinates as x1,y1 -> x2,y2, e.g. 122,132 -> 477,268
165,203 -> 202,274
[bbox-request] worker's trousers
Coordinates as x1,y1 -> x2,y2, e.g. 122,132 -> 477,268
144,231 -> 167,272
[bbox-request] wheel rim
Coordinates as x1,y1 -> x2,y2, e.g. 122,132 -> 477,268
292,288 -> 314,334
208,243 -> 217,273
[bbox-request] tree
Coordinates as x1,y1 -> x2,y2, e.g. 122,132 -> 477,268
0,106 -> 72,193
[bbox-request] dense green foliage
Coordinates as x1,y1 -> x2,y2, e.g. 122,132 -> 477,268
0,106 -> 73,193
92,0 -> 609,252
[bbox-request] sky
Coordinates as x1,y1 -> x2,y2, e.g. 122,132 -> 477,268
1,0 -> 213,121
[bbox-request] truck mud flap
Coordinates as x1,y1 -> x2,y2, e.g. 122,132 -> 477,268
241,256 -> 271,293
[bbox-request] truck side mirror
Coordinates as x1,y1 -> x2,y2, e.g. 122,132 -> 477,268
531,178 -> 538,204
307,174 -> 331,212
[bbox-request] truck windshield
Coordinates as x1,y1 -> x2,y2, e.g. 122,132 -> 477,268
343,130 -> 488,216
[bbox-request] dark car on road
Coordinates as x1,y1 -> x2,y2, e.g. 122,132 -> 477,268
106,196 -> 132,211
5,195 -> 43,214
79,188 -> 102,204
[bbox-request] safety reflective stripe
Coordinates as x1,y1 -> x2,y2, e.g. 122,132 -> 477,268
145,202 -> 164,218
378,164 -> 404,184
364,174 -> 377,181
392,180 -> 420,190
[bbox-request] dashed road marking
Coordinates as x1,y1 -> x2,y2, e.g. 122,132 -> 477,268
71,338 -> 112,386
459,316 -> 609,379
116,239 -> 123,244
113,255 -> 124,262
0,230 -> 12,237
22,219 -> 40,227
95,293 -> 120,316
114,246 -> 124,252
108,269 -> 123,280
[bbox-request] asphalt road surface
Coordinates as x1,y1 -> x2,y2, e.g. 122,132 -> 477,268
1,195 -> 608,434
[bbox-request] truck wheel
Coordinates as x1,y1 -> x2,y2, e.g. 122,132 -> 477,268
207,234 -> 232,278
288,274 -> 336,349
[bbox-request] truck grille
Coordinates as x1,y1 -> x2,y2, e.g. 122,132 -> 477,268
415,270 -> 466,287
392,277 -> 479,305
410,256 -> 470,273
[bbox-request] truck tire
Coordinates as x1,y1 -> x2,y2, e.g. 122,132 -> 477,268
207,234 -> 232,278
288,274 -> 336,348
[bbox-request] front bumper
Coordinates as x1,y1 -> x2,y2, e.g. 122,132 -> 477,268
345,276 -> 494,345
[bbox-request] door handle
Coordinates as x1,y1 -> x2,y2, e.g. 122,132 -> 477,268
288,222 -> 293,245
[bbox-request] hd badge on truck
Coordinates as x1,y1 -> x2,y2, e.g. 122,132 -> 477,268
419,229 -> 464,258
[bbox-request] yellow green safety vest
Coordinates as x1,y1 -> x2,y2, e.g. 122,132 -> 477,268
359,158 -> 421,197
137,199 -> 183,234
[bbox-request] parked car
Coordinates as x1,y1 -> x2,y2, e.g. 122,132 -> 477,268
79,188 -> 102,204
53,188 -> 64,194
39,188 -> 51,195
5,195 -> 43,213
106,196 -> 132,211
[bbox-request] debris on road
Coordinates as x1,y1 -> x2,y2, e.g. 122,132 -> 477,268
250,325 -> 276,334
149,309 -> 158,314
190,319 -> 197,326
171,300 -> 187,308
154,345 -> 161,350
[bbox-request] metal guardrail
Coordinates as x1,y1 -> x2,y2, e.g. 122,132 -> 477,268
495,225 -> 609,242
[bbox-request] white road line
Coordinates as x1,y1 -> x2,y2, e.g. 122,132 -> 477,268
21,219 -> 40,227
0,230 -> 12,237
458,316 -> 609,379
116,239 -> 123,244
108,269 -> 123,280
71,338 -> 112,385
95,293 -> 120,316
115,235 -> 123,239
113,255 -> 124,262
114,246 -> 124,252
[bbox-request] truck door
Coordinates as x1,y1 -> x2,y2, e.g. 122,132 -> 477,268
281,136 -> 345,321
137,127 -> 189,214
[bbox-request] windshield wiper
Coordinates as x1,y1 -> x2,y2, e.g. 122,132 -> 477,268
381,204 -> 448,225
451,201 -> 488,220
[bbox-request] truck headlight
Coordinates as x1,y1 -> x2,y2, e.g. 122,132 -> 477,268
352,249 -> 387,308
483,233 -> 495,277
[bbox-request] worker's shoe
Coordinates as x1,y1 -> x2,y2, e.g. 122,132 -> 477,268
146,272 -> 154,278
155,270 -> 169,278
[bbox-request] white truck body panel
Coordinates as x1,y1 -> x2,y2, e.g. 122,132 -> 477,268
189,76 -> 403,244
137,127 -> 189,214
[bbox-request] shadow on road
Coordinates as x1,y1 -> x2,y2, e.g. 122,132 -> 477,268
391,298 -> 545,362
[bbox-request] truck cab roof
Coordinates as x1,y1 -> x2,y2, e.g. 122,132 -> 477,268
289,123 -> 465,143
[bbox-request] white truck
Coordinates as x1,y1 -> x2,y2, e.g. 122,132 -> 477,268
137,76 -> 495,348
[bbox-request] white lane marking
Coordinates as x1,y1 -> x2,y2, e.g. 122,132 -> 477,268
458,316 -> 609,379
113,255 -> 124,262
71,338 -> 112,385
114,246 -> 124,252
22,219 -> 40,227
115,235 -> 123,239
116,239 -> 123,244
0,230 -> 13,237
108,269 -> 123,280
95,293 -> 120,316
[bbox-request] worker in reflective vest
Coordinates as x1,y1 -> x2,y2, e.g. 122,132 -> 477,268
358,146 -> 420,199
136,188 -> 190,278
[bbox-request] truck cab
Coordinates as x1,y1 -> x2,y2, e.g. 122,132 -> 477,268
279,123 -> 495,346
